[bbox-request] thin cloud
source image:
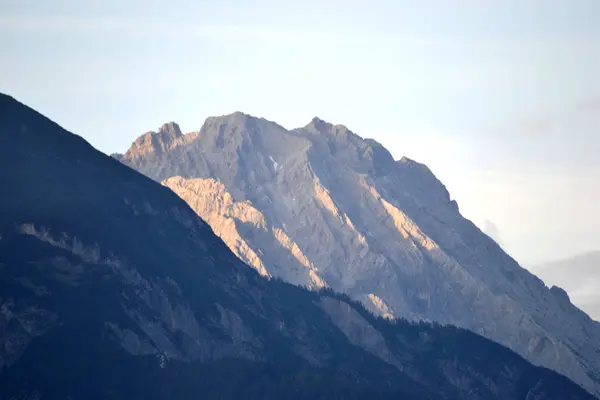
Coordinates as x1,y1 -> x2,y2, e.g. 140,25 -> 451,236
519,95 -> 600,137
0,15 -> 138,34
521,118 -> 556,136
577,97 -> 600,113
0,14 -> 367,45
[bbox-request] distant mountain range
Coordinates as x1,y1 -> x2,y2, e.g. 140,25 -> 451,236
0,93 -> 595,399
533,252 -> 600,321
114,112 -> 600,396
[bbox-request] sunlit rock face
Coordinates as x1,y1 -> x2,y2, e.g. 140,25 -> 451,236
118,111 -> 600,396
3,93 -> 594,399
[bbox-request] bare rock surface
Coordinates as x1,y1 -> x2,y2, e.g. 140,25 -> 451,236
117,111 -> 600,395
2,94 -> 593,399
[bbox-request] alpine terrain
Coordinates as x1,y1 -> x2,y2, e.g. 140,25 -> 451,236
115,112 -> 600,396
0,95 -> 596,399
533,252 -> 600,321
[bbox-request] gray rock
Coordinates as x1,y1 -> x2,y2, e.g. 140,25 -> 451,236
117,112 -> 600,395
533,252 -> 600,320
1,93 -> 594,399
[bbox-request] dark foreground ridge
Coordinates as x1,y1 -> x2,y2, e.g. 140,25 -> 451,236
0,93 -> 594,399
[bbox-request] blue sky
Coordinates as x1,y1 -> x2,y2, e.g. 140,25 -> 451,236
2,0 -> 600,266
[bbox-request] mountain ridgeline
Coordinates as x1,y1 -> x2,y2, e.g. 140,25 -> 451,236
533,252 -> 600,321
115,111 -> 600,396
0,96 -> 595,399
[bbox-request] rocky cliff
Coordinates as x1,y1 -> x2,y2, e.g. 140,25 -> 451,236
117,111 -> 600,396
1,94 -> 595,399
533,252 -> 600,321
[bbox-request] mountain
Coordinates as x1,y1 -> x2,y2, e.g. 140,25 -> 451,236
0,95 -> 596,399
116,111 -> 600,396
532,252 -> 600,321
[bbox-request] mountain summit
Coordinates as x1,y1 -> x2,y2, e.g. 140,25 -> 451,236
2,94 -> 595,398
117,111 -> 600,396
113,121 -> 194,162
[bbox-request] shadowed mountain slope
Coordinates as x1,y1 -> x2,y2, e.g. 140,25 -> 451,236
0,95 -> 595,399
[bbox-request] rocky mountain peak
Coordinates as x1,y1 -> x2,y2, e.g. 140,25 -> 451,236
197,112 -> 290,149
119,121 -> 186,160
397,156 -> 436,175
533,252 -> 600,320
158,121 -> 183,138
303,116 -> 352,139
551,285 -> 573,305
9,93 -> 599,398
298,117 -> 398,176
305,116 -> 329,131
115,110 -> 600,395
201,112 -> 264,132
394,156 -> 455,208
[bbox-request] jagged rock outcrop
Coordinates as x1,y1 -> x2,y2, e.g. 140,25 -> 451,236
117,111 -> 600,396
2,93 -> 594,399
112,122 -> 200,164
533,252 -> 600,321
161,176 -> 327,289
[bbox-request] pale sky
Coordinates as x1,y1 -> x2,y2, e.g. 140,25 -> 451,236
2,0 -> 600,266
